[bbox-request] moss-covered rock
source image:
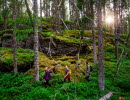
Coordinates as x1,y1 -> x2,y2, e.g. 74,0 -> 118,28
39,32 -> 91,56
0,47 -> 55,72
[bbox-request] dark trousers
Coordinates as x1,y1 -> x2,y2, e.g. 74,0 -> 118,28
85,72 -> 91,81
44,80 -> 51,87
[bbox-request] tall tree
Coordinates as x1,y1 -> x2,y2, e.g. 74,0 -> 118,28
102,0 -> 107,26
33,0 -> 39,81
57,0 -> 61,31
113,0 -> 119,59
12,0 -> 18,73
97,0 -> 104,90
91,0 -> 97,65
3,0 -> 8,30
40,0 -> 43,31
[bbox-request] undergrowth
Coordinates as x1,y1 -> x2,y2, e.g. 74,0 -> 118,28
0,59 -> 130,100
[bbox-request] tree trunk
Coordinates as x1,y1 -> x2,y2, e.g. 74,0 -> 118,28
91,3 -> 97,65
61,0 -> 66,20
97,0 -> 104,90
13,33 -> 18,73
57,0 -> 61,31
114,0 -> 119,59
102,0 -> 106,27
119,1 -> 123,34
103,5 -> 106,27
40,0 -> 43,31
13,0 -> 18,74
33,0 -> 39,81
3,0 -> 8,30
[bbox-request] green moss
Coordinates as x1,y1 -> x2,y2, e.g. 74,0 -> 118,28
0,47 -> 55,69
55,56 -> 76,61
54,35 -> 79,44
60,61 -> 71,66
39,54 -> 55,67
120,34 -> 128,39
0,47 -> 34,66
64,20 -> 75,24
61,30 -> 79,37
40,32 -> 54,37
0,29 -> 33,40
16,29 -> 33,40
0,29 -> 13,36
81,55 -> 93,62
105,32 -> 114,37
41,21 -> 56,32
40,30 -> 92,45
61,30 -> 98,38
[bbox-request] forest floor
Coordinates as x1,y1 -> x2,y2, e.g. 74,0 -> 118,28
0,27 -> 130,99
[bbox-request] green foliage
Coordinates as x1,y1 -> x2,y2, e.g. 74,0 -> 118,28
0,17 -> 4,24
18,16 -> 32,28
64,20 -> 75,24
50,74 -> 63,85
0,57 -> 130,100
60,61 -> 71,66
79,15 -> 93,24
17,48 -> 34,65
41,32 -> 53,37
105,46 -> 115,53
16,29 -> 33,40
120,34 -> 129,39
0,29 -> 13,36
61,30 -> 79,37
0,29 -> 32,40
76,0 -> 85,10
0,73 -> 51,100
40,20 -> 56,32
103,27 -> 110,32
1,8 -> 9,18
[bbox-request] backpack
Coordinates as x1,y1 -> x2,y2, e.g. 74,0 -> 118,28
86,65 -> 93,72
68,70 -> 71,74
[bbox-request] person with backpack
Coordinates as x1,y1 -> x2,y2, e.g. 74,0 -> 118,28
85,61 -> 93,81
64,65 -> 71,82
43,67 -> 51,87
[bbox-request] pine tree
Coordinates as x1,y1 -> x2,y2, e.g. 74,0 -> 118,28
33,0 -> 39,81
97,0 -> 105,90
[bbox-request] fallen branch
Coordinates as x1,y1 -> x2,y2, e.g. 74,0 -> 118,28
99,91 -> 115,100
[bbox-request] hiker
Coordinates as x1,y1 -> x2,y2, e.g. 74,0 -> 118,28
85,61 -> 93,81
64,65 -> 71,82
43,67 -> 51,87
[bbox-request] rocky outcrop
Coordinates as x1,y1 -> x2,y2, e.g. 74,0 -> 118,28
40,37 -> 91,56
0,33 -> 91,56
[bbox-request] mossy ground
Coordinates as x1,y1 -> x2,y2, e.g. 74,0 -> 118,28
0,47 -> 55,73
0,27 -> 130,99
0,58 -> 130,100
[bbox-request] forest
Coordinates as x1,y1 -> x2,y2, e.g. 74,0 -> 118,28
0,0 -> 130,100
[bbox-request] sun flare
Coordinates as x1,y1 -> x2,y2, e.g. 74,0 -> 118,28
106,16 -> 114,24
